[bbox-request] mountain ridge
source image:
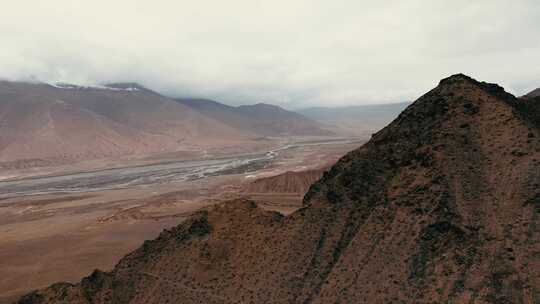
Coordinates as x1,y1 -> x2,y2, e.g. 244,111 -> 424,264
18,74 -> 540,303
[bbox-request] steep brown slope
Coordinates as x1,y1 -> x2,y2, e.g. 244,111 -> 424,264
0,82 -> 251,168
19,74 -> 540,303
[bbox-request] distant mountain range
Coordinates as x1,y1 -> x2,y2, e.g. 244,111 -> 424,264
0,81 -> 332,169
299,102 -> 411,135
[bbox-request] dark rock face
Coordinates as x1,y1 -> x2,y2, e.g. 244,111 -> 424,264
19,75 -> 540,303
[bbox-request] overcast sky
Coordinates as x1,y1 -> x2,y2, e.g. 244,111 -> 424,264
1,0 -> 539,108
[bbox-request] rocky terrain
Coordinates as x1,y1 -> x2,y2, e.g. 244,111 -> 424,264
18,74 -> 540,303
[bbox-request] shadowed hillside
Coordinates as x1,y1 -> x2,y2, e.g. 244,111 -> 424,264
19,74 -> 540,303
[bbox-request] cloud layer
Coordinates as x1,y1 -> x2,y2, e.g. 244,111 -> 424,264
1,0 -> 539,108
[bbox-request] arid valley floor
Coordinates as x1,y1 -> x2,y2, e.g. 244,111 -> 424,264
0,137 -> 361,303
